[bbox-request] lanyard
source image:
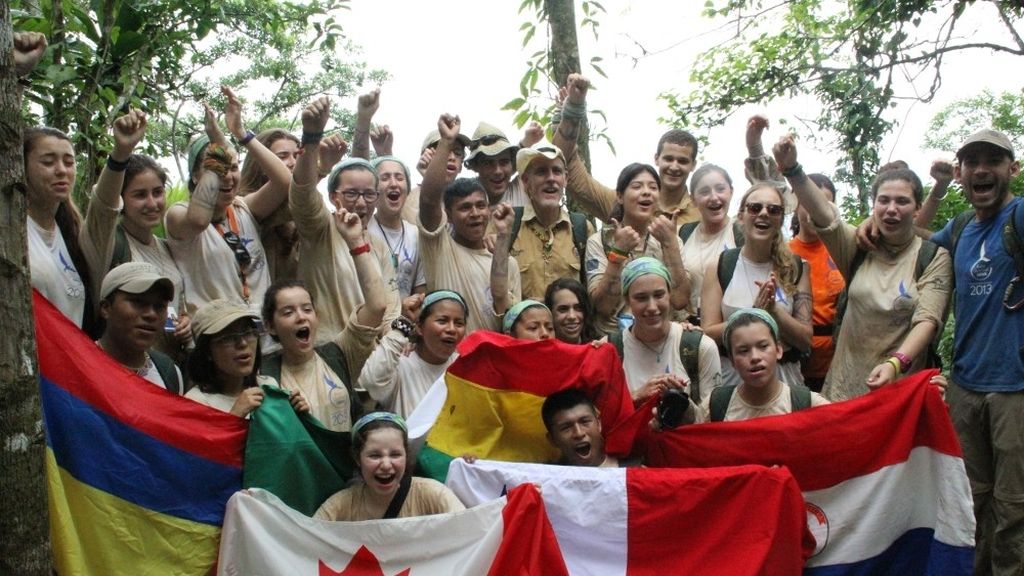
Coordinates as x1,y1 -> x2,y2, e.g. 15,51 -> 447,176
214,206 -> 250,303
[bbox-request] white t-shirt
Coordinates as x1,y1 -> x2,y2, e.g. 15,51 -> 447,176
368,215 -> 426,299
358,329 -> 457,418
620,323 -> 722,404
681,218 -> 739,316
28,216 -> 86,328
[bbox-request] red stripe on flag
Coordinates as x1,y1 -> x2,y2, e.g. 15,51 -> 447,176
625,466 -> 813,575
487,484 -> 569,576
644,372 -> 960,491
33,290 -> 246,468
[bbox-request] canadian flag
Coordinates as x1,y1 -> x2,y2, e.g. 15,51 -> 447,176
217,485 -> 567,576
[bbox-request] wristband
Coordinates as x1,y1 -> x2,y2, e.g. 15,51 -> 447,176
781,163 -> 803,178
885,357 -> 902,376
106,156 -> 130,172
237,130 -> 256,146
391,316 -> 415,339
301,131 -> 324,147
608,245 -> 630,257
607,250 -> 629,265
349,243 -> 371,256
561,99 -> 587,121
891,351 -> 912,373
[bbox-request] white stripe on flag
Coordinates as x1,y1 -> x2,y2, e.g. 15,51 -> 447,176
804,446 -> 975,567
447,459 -> 628,576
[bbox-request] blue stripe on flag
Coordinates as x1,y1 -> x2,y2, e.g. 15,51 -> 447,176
42,375 -> 241,525
806,528 -> 973,576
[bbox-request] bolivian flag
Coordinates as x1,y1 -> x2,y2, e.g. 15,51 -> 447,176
36,291 -> 247,575
419,331 -> 634,481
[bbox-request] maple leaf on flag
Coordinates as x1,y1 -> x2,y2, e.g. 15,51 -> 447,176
319,546 -> 411,576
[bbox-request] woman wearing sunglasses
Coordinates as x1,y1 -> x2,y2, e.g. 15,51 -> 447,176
165,86 -> 292,319
772,135 -> 951,401
701,182 -> 813,389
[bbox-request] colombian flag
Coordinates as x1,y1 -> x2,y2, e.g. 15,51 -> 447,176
36,291 -> 247,575
418,331 -> 634,481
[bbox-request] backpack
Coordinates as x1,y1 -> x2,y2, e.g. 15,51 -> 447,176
150,349 -> 184,395
678,220 -> 745,248
510,206 -> 589,284
708,383 -> 812,422
110,224 -> 133,270
949,204 -> 1024,310
260,342 -> 362,424
609,328 -> 706,403
715,248 -> 803,292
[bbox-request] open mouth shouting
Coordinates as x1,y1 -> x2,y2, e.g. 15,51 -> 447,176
573,440 -> 594,463
294,326 -> 312,347
373,471 -> 399,490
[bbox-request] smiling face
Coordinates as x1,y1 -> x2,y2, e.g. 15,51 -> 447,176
472,153 -> 515,200
621,170 -> 660,223
25,135 -> 76,208
740,186 -> 785,244
447,189 -> 490,248
956,143 -> 1020,219
358,426 -> 407,499
524,157 -> 567,212
871,179 -> 918,241
375,160 -> 409,221
100,289 -> 169,355
511,306 -> 554,341
122,168 -> 167,233
210,319 -> 259,382
691,169 -> 733,228
626,274 -> 671,339
550,288 -> 585,343
547,404 -> 605,467
727,322 -> 783,389
417,300 -> 467,364
268,286 -> 318,359
654,142 -> 695,193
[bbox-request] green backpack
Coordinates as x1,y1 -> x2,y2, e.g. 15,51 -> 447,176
510,206 -> 590,284
608,329 -> 706,403
708,383 -> 812,422
260,342 -> 362,424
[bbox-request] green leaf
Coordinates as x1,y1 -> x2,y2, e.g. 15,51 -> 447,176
502,97 -> 527,111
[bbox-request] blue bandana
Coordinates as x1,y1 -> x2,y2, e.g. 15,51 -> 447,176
621,256 -> 672,294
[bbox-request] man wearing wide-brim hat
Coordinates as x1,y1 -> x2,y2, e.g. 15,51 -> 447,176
464,121 -> 529,209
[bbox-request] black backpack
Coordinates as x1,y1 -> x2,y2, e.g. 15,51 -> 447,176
678,220 -> 745,248
708,383 -> 812,422
715,248 -> 803,292
260,342 -> 363,424
510,206 -> 589,284
608,329 -> 707,403
150,349 -> 184,395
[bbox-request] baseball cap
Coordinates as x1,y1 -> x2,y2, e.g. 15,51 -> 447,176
515,142 -> 565,176
192,299 -> 259,339
464,122 -> 518,165
100,262 -> 174,301
956,128 -> 1015,160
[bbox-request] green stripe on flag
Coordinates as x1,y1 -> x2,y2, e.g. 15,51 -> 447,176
417,443 -> 455,483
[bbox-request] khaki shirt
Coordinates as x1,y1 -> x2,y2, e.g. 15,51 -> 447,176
512,203 -> 591,300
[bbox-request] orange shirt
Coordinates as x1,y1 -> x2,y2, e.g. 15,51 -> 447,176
789,236 -> 845,379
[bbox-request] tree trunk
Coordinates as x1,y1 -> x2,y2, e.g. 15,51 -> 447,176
544,0 -> 591,172
0,8 -> 51,575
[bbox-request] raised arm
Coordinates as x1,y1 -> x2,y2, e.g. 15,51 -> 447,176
223,87 -> 290,221
649,214 -> 691,312
744,114 -> 784,184
551,74 -> 589,165
420,114 -> 461,232
589,222 -> 641,317
490,203 -> 515,317
335,208 -> 386,328
350,88 -> 380,160
166,140 -> 234,242
914,159 -> 955,228
773,134 -> 832,228
370,124 -> 394,157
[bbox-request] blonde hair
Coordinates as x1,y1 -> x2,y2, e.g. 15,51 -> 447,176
739,183 -> 800,295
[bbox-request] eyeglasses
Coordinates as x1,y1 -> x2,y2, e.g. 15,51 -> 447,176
744,202 -> 784,217
220,229 -> 252,268
211,329 -> 260,346
340,189 -> 380,202
469,134 -> 508,150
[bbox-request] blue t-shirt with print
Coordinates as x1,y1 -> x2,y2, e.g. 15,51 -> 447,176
932,196 -> 1024,392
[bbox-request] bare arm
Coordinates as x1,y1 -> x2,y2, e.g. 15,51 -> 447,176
350,88 -> 379,160
772,263 -> 813,352
700,259 -> 726,345
490,203 -> 514,317
773,134 -> 832,228
420,114 -> 461,232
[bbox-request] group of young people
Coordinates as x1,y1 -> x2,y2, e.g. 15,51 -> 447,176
20,41 -> 1022,571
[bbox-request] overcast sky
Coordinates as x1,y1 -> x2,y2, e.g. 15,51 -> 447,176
276,1 -> 1020,209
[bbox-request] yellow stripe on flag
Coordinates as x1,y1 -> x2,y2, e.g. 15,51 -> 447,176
46,449 -> 221,576
427,372 -> 561,463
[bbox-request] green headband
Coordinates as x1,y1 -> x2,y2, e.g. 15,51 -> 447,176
503,299 -> 550,334
621,256 -> 672,294
722,308 -> 779,355
422,290 -> 468,314
352,411 -> 407,436
187,135 -> 211,180
326,157 -> 378,196
370,156 -> 411,192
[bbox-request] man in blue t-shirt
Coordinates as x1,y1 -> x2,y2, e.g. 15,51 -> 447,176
930,128 -> 1023,575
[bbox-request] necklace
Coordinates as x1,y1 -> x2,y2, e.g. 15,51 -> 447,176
636,332 -> 670,363
96,341 -> 151,376
531,224 -> 554,261
376,218 -> 405,270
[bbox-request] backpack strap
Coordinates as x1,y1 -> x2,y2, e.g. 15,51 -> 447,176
510,206 -> 525,250
678,329 -> 703,403
149,350 -> 182,395
948,209 -> 976,261
709,385 -> 737,422
569,211 -> 589,284
609,330 -> 625,360
110,224 -> 132,271
915,240 -> 939,280
788,383 -> 813,412
716,248 -> 742,292
260,353 -> 283,383
677,221 -> 699,244
1002,203 -> 1024,278
732,221 -> 745,249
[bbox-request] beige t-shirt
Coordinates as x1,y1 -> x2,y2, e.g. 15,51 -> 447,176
815,204 -> 951,401
681,218 -> 739,316
418,212 -> 521,334
358,329 -> 456,418
313,477 -> 466,521
621,323 -> 722,404
290,179 -> 401,340
698,382 -> 829,422
166,199 -> 270,317
585,230 -> 685,335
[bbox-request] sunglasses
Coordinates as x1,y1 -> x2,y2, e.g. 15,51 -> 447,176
221,229 -> 252,268
744,202 -> 784,217
469,134 -> 508,150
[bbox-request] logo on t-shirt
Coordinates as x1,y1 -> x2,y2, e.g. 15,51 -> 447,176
891,280 -> 915,316
969,241 -> 993,282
